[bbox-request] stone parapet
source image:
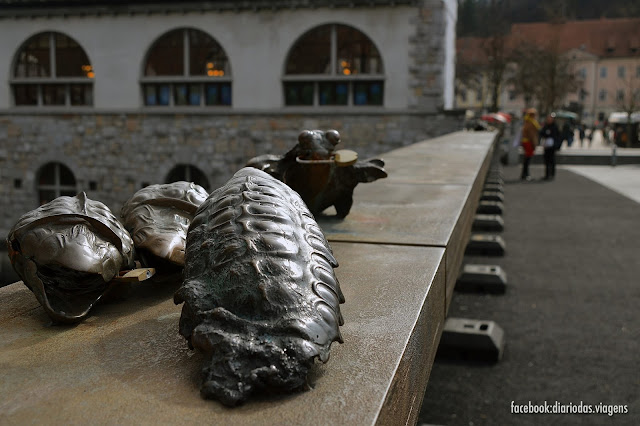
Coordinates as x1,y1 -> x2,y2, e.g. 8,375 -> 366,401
0,130 -> 497,425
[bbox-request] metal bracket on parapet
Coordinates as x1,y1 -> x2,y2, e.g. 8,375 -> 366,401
483,183 -> 504,194
456,264 -> 507,294
485,176 -> 504,186
437,318 -> 505,363
480,191 -> 504,203
465,234 -> 506,256
472,214 -> 504,232
477,200 -> 504,215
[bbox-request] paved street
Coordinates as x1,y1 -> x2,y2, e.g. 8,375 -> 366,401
419,163 -> 640,426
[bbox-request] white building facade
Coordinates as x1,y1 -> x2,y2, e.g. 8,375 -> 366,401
0,0 -> 460,237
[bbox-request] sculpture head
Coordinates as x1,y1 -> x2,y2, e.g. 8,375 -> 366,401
7,192 -> 135,323
121,181 -> 208,267
297,129 -> 341,160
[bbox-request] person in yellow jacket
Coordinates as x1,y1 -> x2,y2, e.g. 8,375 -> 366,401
521,108 -> 540,181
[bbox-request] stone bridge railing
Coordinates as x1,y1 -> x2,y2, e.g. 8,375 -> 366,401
0,130 -> 497,425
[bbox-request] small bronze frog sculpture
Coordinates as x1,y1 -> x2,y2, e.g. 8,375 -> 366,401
247,130 -> 387,218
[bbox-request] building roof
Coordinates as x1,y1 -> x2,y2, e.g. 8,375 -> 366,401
0,0 -> 417,18
510,18 -> 640,59
457,17 -> 640,66
456,36 -> 491,66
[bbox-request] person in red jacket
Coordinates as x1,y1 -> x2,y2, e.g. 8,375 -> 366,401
521,108 -> 540,181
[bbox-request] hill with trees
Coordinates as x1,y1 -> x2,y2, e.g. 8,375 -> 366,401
458,0 -> 640,36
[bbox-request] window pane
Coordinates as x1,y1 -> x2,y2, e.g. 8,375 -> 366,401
336,25 -> 383,75
205,83 -> 231,106
70,84 -> 92,106
60,190 -> 77,197
39,163 -> 56,185
354,81 -> 384,106
39,190 -> 57,206
220,84 -> 231,105
55,34 -> 91,77
14,85 -> 38,105
158,85 -> 171,105
189,84 -> 201,105
59,164 -> 75,185
174,84 -> 189,105
368,81 -> 383,105
166,164 -> 209,190
189,29 -> 229,77
205,84 -> 219,105
145,29 -> 184,76
284,82 -> 314,105
286,25 -> 331,74
144,85 -> 157,106
42,84 -> 66,105
319,82 -> 348,105
14,33 -> 51,77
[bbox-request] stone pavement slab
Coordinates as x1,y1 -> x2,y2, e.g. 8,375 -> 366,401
562,164 -> 640,204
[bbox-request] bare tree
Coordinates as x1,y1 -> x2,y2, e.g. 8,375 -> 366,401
509,41 -> 580,116
508,44 -> 540,108
455,59 -> 484,105
480,0 -> 512,113
483,34 -> 510,112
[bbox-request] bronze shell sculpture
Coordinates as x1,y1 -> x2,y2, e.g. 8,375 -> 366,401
174,167 -> 345,406
121,181 -> 208,267
247,129 -> 387,218
6,192 -> 135,323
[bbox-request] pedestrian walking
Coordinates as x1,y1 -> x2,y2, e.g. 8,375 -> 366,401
561,120 -> 573,148
540,114 -> 560,180
586,126 -> 594,148
579,123 -> 586,147
520,108 -> 540,181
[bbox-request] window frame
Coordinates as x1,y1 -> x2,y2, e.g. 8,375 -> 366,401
165,164 -> 210,191
600,66 -> 607,78
36,162 -> 78,206
598,89 -> 607,102
140,28 -> 232,108
11,32 -> 94,108
282,24 -> 385,108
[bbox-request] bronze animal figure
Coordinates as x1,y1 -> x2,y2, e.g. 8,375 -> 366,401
175,167 -> 344,406
247,129 -> 387,218
6,192 -> 135,323
121,181 -> 208,268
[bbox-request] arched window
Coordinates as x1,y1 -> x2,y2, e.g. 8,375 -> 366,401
166,164 -> 210,190
283,24 -> 384,107
37,162 -> 77,205
142,28 -> 231,107
12,32 -> 94,107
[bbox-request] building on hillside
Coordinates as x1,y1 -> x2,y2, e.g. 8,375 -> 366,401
456,18 -> 640,125
0,0 -> 460,237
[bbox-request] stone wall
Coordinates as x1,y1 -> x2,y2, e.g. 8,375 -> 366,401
408,0 -> 450,111
0,112 -> 463,236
